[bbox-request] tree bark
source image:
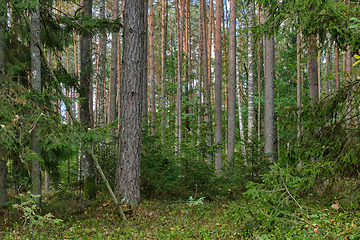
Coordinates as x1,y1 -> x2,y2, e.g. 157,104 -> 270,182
263,14 -> 275,164
0,0 -> 7,208
160,0 -> 168,141
109,0 -> 119,150
114,0 -> 145,204
335,42 -> 339,89
308,34 -> 318,102
30,1 -> 42,206
79,0 -> 95,198
247,0 -> 255,142
227,0 -> 236,170
149,0 -> 156,135
98,0 -> 106,128
214,0 -> 223,173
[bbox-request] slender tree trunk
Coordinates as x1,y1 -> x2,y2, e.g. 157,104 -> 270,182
256,3 -> 261,143
247,0 -> 255,142
0,0 -> 7,207
296,27 -> 303,167
44,169 -> 50,193
197,0 -> 204,156
79,0 -> 95,198
263,11 -> 275,164
214,0 -> 222,173
160,0 -> 168,141
345,45 -> 351,81
149,0 -> 156,135
30,1 -> 42,205
114,0 -> 145,204
175,0 -> 184,156
335,42 -> 340,89
202,0 -> 212,164
227,0 -> 236,170
325,36 -> 331,95
308,34 -> 318,102
98,0 -> 106,128
109,0 -> 119,151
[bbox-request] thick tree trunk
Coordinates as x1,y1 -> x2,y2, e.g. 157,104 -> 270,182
227,0 -> 236,170
214,0 -> 223,173
149,0 -> 156,135
308,34 -> 318,102
30,1 -> 42,206
114,0 -> 145,204
263,27 -> 275,164
79,0 -> 95,198
247,0 -> 255,142
109,0 -> 119,150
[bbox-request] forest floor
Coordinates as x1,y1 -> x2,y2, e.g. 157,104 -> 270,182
0,190 -> 359,239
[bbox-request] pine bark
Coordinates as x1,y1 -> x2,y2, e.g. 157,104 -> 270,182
114,0 -> 145,204
335,43 -> 340,89
214,0 -> 222,173
149,0 -> 156,135
30,2 -> 42,205
227,0 -> 236,169
160,0 -> 168,140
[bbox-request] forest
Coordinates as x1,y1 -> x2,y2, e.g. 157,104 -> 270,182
1,0 -> 360,239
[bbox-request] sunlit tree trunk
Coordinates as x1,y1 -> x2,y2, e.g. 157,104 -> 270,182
160,0 -> 168,141
142,0 -> 149,118
214,0 -> 222,173
325,36 -> 331,95
197,0 -> 204,155
308,34 -> 318,102
149,0 -> 156,135
30,1 -> 42,205
109,0 -> 119,151
114,0 -> 145,204
79,0 -> 95,198
227,0 -> 236,171
247,0 -> 255,142
256,4 -> 261,143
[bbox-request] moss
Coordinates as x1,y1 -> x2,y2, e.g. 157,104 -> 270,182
84,177 -> 97,199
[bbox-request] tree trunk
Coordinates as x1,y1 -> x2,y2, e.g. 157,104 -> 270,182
109,0 -> 119,150
202,0 -> 212,164
142,0 -> 149,118
214,0 -> 222,173
296,27 -> 303,167
149,0 -> 156,135
175,0 -> 184,156
247,0 -> 255,142
263,13 -> 275,164
44,169 -> 50,193
0,0 -> 7,208
308,34 -> 318,102
160,0 -> 168,141
227,0 -> 236,170
335,42 -> 339,89
197,0 -> 204,157
237,24 -> 246,156
79,0 -> 95,199
98,0 -> 106,128
325,36 -> 331,95
30,1 -> 42,206
114,0 -> 145,204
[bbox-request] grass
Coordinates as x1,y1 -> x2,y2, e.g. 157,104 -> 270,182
1,190 -> 360,239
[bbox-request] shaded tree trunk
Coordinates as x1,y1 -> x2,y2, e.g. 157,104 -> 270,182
227,0 -> 236,170
109,0 -> 119,150
160,0 -> 168,141
30,1 -> 42,205
114,0 -> 145,204
335,42 -> 340,89
214,0 -> 223,173
0,0 -> 7,208
79,0 -> 95,198
308,34 -> 318,102
98,0 -> 106,128
263,12 -> 275,164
